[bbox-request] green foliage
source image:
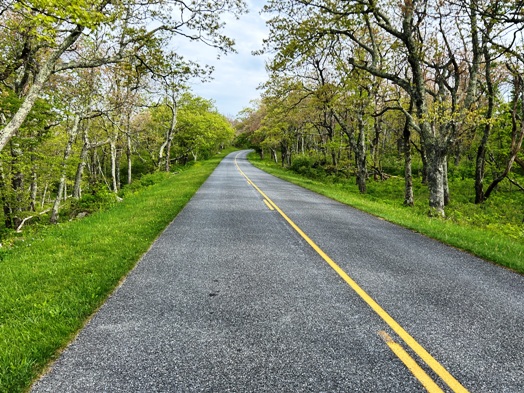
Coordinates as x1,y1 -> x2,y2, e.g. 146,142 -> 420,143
67,187 -> 118,217
0,150 -> 234,393
174,93 -> 235,161
118,172 -> 173,197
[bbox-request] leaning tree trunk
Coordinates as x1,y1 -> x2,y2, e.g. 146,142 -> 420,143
50,114 -> 81,224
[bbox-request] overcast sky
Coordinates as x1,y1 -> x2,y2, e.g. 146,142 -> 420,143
175,0 -> 270,118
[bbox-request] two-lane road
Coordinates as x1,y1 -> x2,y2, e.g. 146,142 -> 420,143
32,150 -> 524,392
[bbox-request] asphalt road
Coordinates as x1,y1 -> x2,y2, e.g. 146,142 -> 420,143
31,150 -> 524,392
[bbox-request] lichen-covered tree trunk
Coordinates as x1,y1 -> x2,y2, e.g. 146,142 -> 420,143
403,113 -> 414,206
425,141 -> 446,217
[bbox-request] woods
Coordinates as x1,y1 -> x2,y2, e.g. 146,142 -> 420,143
237,0 -> 524,218
1,0 -> 524,232
0,0 -> 241,233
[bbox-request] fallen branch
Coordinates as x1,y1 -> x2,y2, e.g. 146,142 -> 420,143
507,176 -> 524,192
16,208 -> 52,233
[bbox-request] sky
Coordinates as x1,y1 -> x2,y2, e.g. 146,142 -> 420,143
175,1 -> 270,118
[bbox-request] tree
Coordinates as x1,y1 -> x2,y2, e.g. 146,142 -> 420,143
0,0 -> 246,153
174,94 -> 235,162
261,0 -> 495,216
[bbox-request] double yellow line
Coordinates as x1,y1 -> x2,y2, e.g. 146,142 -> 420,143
234,153 -> 468,393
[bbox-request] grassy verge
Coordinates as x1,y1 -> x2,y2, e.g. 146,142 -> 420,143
0,149 -> 235,393
248,153 -> 524,274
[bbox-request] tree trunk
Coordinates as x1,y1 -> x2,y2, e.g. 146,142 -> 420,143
73,130 -> 90,199
127,133 -> 132,184
425,142 -> 446,217
110,140 -> 118,193
420,145 -> 428,185
270,148 -> 278,163
50,114 -> 81,224
371,119 -> 381,181
403,113 -> 414,206
0,162 -> 13,229
443,156 -> 450,206
164,113 -> 176,172
474,36 -> 494,204
115,144 -> 121,190
30,169 -> 37,212
355,110 -> 367,193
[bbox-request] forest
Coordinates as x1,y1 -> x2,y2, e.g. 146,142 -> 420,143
1,0 -> 524,240
0,0 -> 243,237
235,0 -> 524,224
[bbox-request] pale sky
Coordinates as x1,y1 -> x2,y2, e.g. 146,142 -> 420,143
175,0 -> 269,118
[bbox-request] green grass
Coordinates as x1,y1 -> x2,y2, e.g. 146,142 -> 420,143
0,149 -> 235,393
248,153 -> 524,274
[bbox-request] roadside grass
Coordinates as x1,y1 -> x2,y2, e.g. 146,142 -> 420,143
0,149 -> 235,393
248,153 -> 524,274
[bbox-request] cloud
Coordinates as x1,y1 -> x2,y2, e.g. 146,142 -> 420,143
173,0 -> 269,117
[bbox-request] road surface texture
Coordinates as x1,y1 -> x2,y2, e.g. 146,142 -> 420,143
32,150 -> 524,392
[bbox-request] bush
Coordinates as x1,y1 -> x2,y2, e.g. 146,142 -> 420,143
290,155 -> 318,177
69,187 -> 118,217
119,172 -> 173,197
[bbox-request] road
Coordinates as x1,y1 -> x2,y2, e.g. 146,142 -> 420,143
32,150 -> 524,392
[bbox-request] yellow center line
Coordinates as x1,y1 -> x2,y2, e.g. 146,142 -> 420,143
234,153 -> 469,393
263,199 -> 275,210
379,331 -> 445,393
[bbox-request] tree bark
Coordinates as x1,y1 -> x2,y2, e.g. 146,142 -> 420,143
355,109 -> 367,193
164,102 -> 177,172
425,141 -> 446,217
110,140 -> 118,193
443,156 -> 450,206
474,35 -> 494,204
73,129 -> 90,199
127,133 -> 132,184
403,111 -> 414,206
